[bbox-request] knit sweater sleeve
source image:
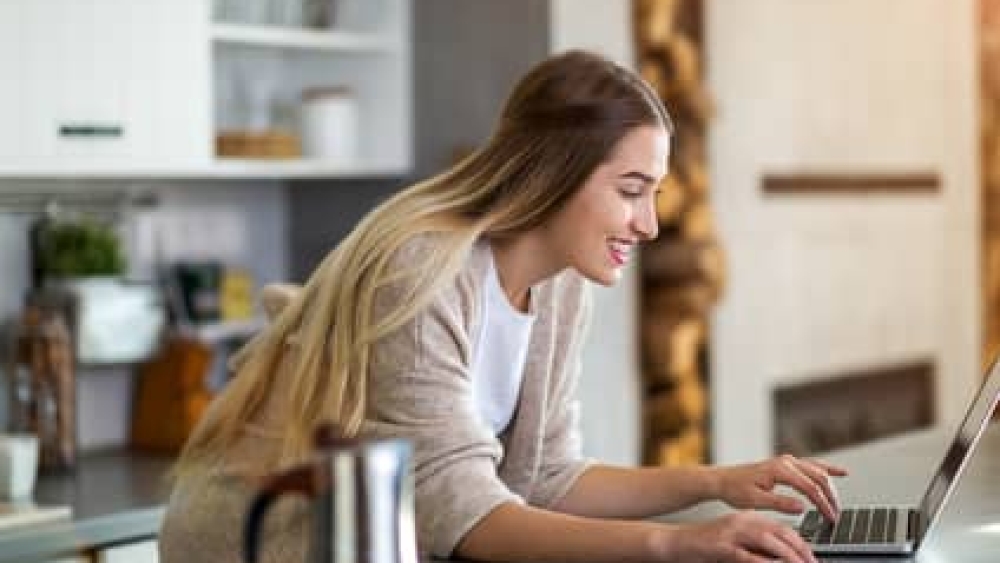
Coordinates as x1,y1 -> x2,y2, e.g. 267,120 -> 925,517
529,279 -> 595,509
362,251 -> 523,558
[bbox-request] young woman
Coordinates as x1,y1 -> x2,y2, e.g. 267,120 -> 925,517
160,50 -> 844,563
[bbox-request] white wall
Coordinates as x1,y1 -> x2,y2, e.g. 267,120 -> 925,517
706,0 -> 979,462
550,0 -> 642,466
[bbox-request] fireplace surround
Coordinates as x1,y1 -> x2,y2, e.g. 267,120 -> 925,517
773,359 -> 935,456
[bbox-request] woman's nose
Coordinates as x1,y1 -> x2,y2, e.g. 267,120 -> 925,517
633,198 -> 659,240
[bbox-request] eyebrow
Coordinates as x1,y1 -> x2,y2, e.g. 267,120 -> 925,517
618,171 -> 657,184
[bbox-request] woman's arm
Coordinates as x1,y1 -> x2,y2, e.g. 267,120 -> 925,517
456,503 -> 664,563
552,456 -> 847,522
456,501 -> 819,563
551,463 -> 715,518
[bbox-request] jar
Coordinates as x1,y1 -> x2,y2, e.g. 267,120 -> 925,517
5,304 -> 76,473
300,86 -> 359,164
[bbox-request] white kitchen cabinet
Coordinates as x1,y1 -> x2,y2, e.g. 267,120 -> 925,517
0,0 -> 211,170
0,0 -> 412,179
94,539 -> 157,563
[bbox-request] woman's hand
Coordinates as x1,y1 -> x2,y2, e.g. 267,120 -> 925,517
662,512 -> 818,563
708,455 -> 848,522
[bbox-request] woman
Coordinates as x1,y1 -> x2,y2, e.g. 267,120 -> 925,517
161,50 -> 844,563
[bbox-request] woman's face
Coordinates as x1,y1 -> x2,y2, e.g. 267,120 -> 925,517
544,125 -> 669,286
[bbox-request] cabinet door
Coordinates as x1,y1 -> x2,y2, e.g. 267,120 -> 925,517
0,0 -> 211,168
95,539 -> 158,563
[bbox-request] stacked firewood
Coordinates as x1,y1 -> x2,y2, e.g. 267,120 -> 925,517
981,0 -> 1000,369
634,0 -> 725,465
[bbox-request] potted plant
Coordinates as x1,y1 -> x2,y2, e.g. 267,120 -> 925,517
30,215 -> 163,366
34,216 -> 127,283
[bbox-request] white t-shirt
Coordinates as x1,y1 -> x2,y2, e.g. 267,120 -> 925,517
470,251 -> 536,434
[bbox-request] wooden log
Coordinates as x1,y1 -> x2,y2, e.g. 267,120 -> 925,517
675,377 -> 708,424
655,426 -> 706,466
636,0 -> 681,47
679,201 -> 715,240
657,174 -> 687,225
645,388 -> 688,438
678,156 -> 710,198
644,283 -> 716,318
641,317 -> 704,383
675,425 -> 708,464
643,239 -> 723,287
639,57 -> 670,95
666,35 -> 701,93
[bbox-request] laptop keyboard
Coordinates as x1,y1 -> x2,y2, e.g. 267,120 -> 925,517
798,508 -> 898,545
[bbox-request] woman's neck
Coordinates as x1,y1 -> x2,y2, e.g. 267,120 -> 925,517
489,235 -> 563,313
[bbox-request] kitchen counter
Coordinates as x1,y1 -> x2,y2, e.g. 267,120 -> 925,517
0,449 -> 174,562
4,426 -> 999,562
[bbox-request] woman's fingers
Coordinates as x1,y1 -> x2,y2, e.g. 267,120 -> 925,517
811,458 -> 850,477
758,490 -> 806,514
777,524 -> 819,563
732,514 -> 818,563
792,458 -> 842,515
752,533 -> 805,563
776,456 -> 838,521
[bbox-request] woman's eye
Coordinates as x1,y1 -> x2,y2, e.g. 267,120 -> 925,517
618,187 -> 643,199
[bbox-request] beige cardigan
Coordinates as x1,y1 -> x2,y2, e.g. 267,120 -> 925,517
159,239 -> 593,562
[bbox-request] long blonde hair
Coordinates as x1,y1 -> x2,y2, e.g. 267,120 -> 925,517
174,50 -> 673,475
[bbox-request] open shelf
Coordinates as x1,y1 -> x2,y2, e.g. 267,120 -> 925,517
211,23 -> 398,53
0,159 -> 408,180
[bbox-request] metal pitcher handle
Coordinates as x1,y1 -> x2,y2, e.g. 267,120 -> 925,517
243,463 -> 325,563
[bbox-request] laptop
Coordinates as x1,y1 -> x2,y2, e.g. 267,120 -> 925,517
796,357 -> 1000,555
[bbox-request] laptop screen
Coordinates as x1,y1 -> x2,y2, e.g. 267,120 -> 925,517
916,358 -> 1000,538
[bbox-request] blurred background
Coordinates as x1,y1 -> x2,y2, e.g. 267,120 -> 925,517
0,0 -> 990,496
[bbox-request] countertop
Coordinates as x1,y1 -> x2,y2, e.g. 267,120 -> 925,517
0,449 -> 174,562
2,426 -> 998,562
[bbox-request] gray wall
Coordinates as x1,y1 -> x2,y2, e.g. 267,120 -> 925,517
289,179 -> 403,279
412,0 -> 549,179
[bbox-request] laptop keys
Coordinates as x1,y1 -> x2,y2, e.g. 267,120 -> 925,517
870,508 -> 888,541
799,510 -> 822,537
832,509 -> 855,543
849,509 -> 870,543
799,508 -> 899,545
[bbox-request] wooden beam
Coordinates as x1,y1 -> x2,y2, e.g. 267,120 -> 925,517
762,172 -> 940,195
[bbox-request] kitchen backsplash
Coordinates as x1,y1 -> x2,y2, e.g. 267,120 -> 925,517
0,178 -> 290,450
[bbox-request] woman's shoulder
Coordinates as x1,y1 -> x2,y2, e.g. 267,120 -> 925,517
389,232 -> 488,275
383,233 -> 490,293
370,233 -> 488,327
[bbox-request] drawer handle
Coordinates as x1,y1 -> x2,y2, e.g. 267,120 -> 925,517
58,123 -> 124,138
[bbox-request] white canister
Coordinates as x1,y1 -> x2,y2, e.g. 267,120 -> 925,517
300,86 -> 359,164
0,434 -> 39,501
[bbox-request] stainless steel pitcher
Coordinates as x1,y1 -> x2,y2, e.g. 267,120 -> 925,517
243,432 -> 418,563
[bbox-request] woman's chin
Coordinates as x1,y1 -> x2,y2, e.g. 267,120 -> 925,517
576,266 -> 622,287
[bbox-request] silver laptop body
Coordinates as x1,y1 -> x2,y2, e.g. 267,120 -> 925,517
796,357 -> 1000,555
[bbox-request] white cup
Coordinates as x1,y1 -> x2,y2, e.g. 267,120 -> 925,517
0,434 -> 40,501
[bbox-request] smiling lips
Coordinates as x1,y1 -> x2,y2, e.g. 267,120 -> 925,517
608,240 -> 632,266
